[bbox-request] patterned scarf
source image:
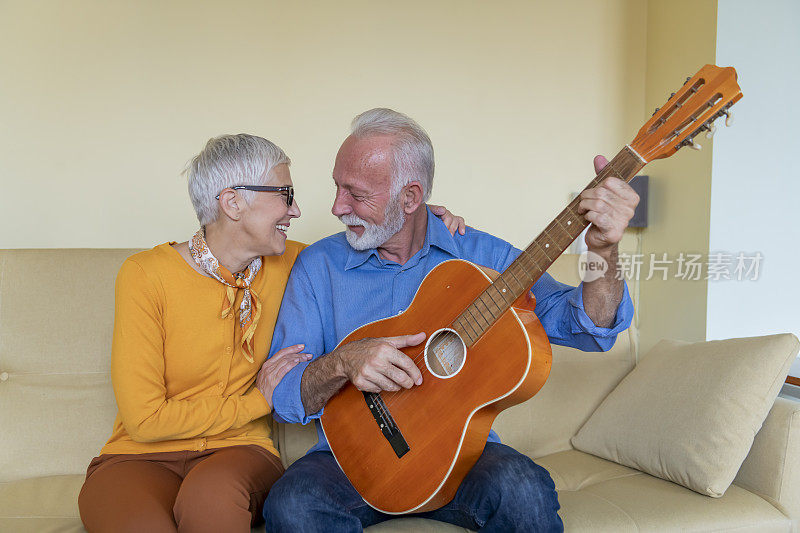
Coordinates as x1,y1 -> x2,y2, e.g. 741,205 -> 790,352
189,228 -> 262,363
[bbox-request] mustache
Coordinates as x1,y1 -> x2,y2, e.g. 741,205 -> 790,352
339,214 -> 372,227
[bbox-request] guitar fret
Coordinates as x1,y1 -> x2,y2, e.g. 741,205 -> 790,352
520,248 -> 541,276
482,290 -> 503,315
461,314 -> 481,339
565,204 -> 581,220
467,303 -> 491,329
534,240 -> 557,262
553,216 -> 577,240
498,282 -> 515,304
506,265 -> 528,293
485,286 -> 506,313
459,330 -> 475,346
454,317 -> 474,345
495,278 -> 515,303
543,225 -> 569,250
475,294 -> 497,321
476,293 -> 493,316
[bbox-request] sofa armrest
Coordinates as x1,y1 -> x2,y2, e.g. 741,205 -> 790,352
734,396 -> 800,522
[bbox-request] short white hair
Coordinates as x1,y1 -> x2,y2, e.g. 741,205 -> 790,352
350,108 -> 434,201
185,134 -> 291,226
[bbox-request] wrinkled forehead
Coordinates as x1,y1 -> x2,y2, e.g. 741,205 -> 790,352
333,135 -> 394,190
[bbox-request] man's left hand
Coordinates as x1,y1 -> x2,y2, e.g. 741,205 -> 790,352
429,204 -> 466,236
577,155 -> 640,254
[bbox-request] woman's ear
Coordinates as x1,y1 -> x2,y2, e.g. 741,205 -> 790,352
218,190 -> 242,221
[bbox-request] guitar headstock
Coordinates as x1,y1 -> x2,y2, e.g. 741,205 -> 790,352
630,64 -> 743,162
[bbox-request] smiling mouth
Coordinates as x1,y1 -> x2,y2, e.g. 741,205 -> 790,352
276,224 -> 289,235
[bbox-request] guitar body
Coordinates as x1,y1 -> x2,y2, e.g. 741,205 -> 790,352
320,259 -> 552,514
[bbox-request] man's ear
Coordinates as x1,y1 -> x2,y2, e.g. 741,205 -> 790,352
218,190 -> 242,221
402,181 -> 425,214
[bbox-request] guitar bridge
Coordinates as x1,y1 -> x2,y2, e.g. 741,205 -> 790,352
362,391 -> 410,458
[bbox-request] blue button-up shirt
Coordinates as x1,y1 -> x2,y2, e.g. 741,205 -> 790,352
270,206 -> 633,454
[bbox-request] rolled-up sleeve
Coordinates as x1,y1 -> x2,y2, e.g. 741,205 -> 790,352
495,244 -> 634,352
532,272 -> 634,352
269,257 -> 326,424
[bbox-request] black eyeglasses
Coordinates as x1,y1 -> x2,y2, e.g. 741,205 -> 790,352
215,185 -> 294,206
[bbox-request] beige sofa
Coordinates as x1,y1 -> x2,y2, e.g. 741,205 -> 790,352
1,248 -> 798,532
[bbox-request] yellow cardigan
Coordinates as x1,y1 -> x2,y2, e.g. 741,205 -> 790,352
100,241 -> 305,457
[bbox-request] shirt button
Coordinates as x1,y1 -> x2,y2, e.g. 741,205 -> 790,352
218,382 -> 225,390
0,372 -> 8,382
225,346 -> 232,354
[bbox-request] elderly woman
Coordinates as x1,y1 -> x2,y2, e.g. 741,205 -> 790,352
77,134 -> 463,532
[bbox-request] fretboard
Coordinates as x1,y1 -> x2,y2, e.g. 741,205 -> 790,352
451,145 -> 646,347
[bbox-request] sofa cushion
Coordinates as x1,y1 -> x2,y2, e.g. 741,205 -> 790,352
571,334 -> 800,497
539,450 -> 790,532
0,372 -> 117,483
4,453 -> 787,533
0,475 -> 83,520
0,475 -> 280,533
735,396 -> 800,522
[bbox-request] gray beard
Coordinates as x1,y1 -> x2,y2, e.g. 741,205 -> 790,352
340,194 -> 406,251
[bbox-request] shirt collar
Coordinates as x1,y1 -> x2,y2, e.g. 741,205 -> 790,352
344,205 -> 460,270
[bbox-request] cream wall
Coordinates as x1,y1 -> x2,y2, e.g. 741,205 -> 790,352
0,0 -> 646,251
636,0 -> 717,356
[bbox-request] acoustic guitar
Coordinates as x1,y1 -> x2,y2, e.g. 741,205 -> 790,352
320,64 -> 743,514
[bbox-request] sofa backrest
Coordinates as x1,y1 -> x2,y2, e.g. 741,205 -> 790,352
0,249 -> 636,482
0,249 -> 140,482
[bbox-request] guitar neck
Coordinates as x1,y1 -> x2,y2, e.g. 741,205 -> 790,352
451,145 -> 646,347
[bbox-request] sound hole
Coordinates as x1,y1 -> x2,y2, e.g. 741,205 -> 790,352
424,328 -> 466,379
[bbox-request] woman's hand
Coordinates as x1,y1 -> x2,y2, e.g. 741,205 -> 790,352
429,204 -> 466,236
256,344 -> 312,407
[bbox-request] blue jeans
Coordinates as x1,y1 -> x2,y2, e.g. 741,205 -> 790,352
264,442 -> 563,532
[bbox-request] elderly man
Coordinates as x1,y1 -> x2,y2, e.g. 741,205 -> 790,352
264,108 -> 637,532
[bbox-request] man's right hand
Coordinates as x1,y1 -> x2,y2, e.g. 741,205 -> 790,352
334,332 -> 426,393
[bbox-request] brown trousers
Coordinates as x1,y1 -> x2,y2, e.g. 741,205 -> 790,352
78,445 -> 283,533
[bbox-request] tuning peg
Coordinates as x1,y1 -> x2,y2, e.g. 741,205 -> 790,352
721,109 -> 734,127
679,137 -> 702,151
652,106 -> 660,116
704,122 -> 716,139
670,92 -> 676,99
